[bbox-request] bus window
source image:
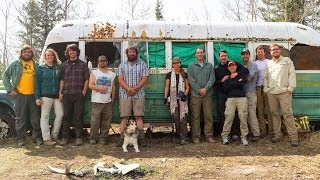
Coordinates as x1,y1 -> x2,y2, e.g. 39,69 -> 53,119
213,42 -> 246,65
290,44 -> 320,70
253,44 -> 289,60
135,42 -> 165,68
172,42 -> 205,68
85,42 -> 121,68
47,42 -> 78,63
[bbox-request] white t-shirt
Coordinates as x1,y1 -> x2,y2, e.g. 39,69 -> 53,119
255,59 -> 269,86
91,69 -> 116,103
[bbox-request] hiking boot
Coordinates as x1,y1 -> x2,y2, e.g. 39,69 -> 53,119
89,139 -> 97,145
206,137 -> 215,143
17,139 -> 25,146
222,136 -> 230,145
116,133 -> 124,147
180,139 -> 187,145
44,140 -> 56,146
35,138 -> 44,146
75,138 -> 83,146
291,140 -> 299,147
271,137 -> 281,143
138,130 -> 147,147
252,136 -> 260,142
241,137 -> 249,146
60,138 -> 68,146
192,138 -> 200,144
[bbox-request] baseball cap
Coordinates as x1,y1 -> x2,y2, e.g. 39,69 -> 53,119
228,61 -> 236,66
241,48 -> 250,54
172,57 -> 181,64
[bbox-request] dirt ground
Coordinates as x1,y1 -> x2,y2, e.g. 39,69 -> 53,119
1,126 -> 320,180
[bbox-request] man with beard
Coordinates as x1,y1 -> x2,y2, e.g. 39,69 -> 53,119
116,46 -> 148,147
59,44 -> 89,146
88,55 -> 116,145
264,44 -> 299,147
3,45 -> 43,146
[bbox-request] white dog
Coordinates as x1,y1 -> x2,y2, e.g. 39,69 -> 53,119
122,120 -> 140,153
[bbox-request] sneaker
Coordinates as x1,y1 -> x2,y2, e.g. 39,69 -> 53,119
44,140 -> 56,146
291,140 -> 299,147
252,136 -> 260,142
75,138 -> 83,146
271,137 -> 281,143
60,138 -> 68,146
206,137 -> 215,143
192,138 -> 200,144
35,139 -> 44,146
222,136 -> 230,145
180,139 -> 187,145
241,137 -> 249,146
17,139 -> 25,146
89,139 -> 97,145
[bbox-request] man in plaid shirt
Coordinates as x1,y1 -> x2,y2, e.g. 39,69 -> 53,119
59,44 -> 89,146
117,46 -> 149,147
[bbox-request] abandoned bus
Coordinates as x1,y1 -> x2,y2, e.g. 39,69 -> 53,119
40,19 -> 320,129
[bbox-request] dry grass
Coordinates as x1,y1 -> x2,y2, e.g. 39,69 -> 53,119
1,129 -> 320,179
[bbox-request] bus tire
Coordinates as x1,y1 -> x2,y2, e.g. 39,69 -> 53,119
0,113 -> 16,139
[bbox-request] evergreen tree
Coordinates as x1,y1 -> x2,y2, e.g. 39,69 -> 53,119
17,0 -> 42,60
155,0 -> 164,20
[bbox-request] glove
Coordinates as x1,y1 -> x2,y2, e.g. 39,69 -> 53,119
163,98 -> 168,105
181,95 -> 187,102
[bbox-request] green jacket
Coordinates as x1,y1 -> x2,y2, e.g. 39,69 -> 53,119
2,59 -> 38,93
187,62 -> 215,97
35,64 -> 61,99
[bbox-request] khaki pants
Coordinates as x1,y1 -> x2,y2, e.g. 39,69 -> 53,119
246,91 -> 260,137
221,97 -> 248,138
90,102 -> 113,140
256,86 -> 272,135
190,96 -> 214,140
267,92 -> 298,141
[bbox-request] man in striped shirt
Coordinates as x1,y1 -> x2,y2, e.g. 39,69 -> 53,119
117,46 -> 149,147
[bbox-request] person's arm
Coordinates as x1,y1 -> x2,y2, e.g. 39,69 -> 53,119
2,63 -> 15,94
164,78 -> 170,98
82,80 -> 89,96
187,65 -> 201,93
59,80 -> 64,101
35,66 -> 42,106
204,64 -> 215,90
184,78 -> 190,96
263,65 -> 269,93
82,64 -> 90,96
287,59 -> 296,94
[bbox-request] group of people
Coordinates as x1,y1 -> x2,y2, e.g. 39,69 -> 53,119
3,43 -> 299,148
165,45 -> 299,147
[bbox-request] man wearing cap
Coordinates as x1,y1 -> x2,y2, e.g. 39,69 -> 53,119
263,43 -> 299,147
241,48 -> 261,142
214,50 -> 247,139
221,61 -> 249,145
187,48 -> 215,144
88,55 -> 116,145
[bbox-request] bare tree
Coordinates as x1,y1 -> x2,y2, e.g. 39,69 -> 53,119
121,0 -> 153,20
220,0 -> 259,22
58,0 -> 94,20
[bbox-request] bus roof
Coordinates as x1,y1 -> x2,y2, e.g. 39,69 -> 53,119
45,19 -> 320,46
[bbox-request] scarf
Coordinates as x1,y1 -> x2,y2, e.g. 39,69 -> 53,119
169,71 -> 188,121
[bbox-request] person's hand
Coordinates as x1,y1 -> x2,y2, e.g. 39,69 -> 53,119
198,88 -> 207,96
181,95 -> 187,102
221,75 -> 230,82
287,90 -> 292,95
35,99 -> 41,106
230,72 -> 238,78
99,87 -> 108,93
9,90 -> 17,95
163,98 -> 168,105
128,88 -> 138,96
59,93 -> 63,101
82,90 -> 87,96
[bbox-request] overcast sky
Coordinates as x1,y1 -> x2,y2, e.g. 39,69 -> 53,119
93,0 -> 224,21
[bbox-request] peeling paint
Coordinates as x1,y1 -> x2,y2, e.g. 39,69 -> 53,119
84,22 -> 116,39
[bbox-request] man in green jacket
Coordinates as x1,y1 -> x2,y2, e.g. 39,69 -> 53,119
187,47 -> 215,144
2,45 -> 42,146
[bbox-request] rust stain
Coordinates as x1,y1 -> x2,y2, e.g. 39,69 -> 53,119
85,22 -> 116,39
141,30 -> 147,39
131,31 -> 137,38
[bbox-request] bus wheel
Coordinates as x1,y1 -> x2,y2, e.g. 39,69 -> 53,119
0,114 -> 15,139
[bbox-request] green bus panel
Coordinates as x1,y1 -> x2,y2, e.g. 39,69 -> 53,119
213,43 -> 246,66
172,42 -> 205,68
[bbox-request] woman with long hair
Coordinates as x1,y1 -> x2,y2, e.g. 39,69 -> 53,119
164,57 -> 190,145
35,49 -> 63,146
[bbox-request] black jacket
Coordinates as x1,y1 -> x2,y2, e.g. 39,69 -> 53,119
222,73 -> 247,98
